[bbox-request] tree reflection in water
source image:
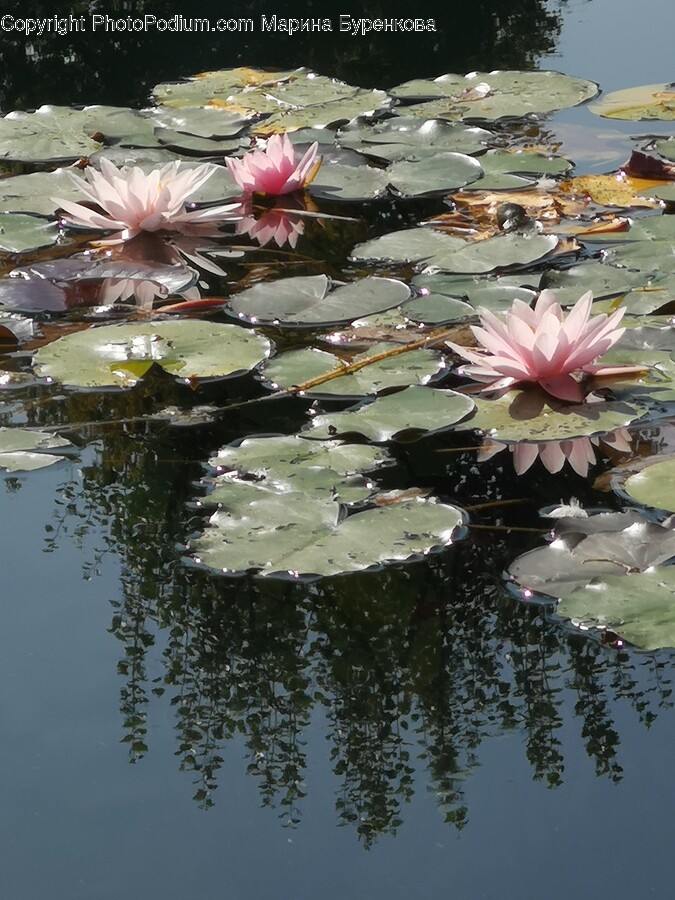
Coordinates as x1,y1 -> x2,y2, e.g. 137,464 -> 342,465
0,0 -> 564,110
38,400 -> 673,846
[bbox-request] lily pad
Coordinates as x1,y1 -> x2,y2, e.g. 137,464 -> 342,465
390,71 -> 598,121
411,273 -> 537,312
308,163 -> 390,201
228,275 -> 410,327
624,457 -> 675,511
351,228 -> 467,265
557,567 -> 675,650
255,92 -> 391,134
306,385 -> 475,441
0,214 -> 61,253
589,83 -> 675,120
0,427 -> 74,472
0,169 -> 84,216
190,486 -> 464,578
462,390 -> 645,442
510,510 -> 675,602
210,434 -> 393,478
33,320 -> 270,389
386,152 -> 484,197
338,117 -> 493,161
205,434 -> 392,507
422,232 -> 559,274
540,262 -> 650,306
402,293 -> 475,324
153,67 -> 306,107
261,343 -> 445,397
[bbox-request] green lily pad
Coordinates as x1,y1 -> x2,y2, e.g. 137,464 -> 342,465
306,384 -> 475,441
477,148 -> 573,178
0,169 -> 84,216
308,163 -> 390,201
589,83 -> 675,120
228,275 -> 410,327
386,152 -> 484,197
351,227 -> 467,265
257,92 -> 391,133
411,273 -> 537,312
0,214 -> 61,253
0,106 -> 103,162
210,434 -> 393,478
390,71 -> 598,121
423,232 -> 559,274
261,343 -> 445,397
338,117 -> 492,161
402,293 -> 475,324
0,105 -> 158,164
540,262 -> 649,306
33,320 -> 270,389
603,240 -> 675,275
557,567 -> 675,650
205,433 -> 391,506
153,67 -> 306,107
191,485 -> 464,578
624,457 -> 675,510
462,390 -> 645,442
150,105 -> 252,139
0,427 -> 74,472
510,510 -> 675,602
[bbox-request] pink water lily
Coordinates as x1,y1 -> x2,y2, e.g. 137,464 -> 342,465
449,290 -> 635,402
226,134 -> 321,196
54,159 -> 241,244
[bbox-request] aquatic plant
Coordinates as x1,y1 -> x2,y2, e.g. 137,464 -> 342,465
226,134 -> 321,196
450,290 -> 631,402
54,158 -> 241,244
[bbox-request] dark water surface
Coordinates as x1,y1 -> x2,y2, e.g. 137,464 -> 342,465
3,2 -> 675,898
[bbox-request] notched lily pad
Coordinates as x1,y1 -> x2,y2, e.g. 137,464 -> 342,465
190,485 -> 464,578
261,343 -> 445,397
228,274 -> 410,327
306,384 -> 475,441
509,509 -> 675,600
33,320 -> 270,389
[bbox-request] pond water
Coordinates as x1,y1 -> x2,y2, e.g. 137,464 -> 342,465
3,1 -> 675,898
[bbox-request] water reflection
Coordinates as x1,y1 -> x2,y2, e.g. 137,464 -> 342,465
0,0 -> 565,111
40,417 -> 674,845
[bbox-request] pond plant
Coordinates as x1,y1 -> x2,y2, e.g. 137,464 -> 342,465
5,64 -> 675,832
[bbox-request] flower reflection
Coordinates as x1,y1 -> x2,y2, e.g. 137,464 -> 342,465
96,277 -> 200,312
235,199 -> 305,249
479,428 -> 632,476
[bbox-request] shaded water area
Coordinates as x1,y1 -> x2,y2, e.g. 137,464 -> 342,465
3,1 -> 675,898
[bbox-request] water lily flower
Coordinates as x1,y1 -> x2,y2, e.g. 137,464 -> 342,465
449,290 -> 635,402
54,159 -> 241,244
226,134 -> 321,196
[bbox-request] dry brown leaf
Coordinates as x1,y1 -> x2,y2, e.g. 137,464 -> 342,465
559,173 -> 661,208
